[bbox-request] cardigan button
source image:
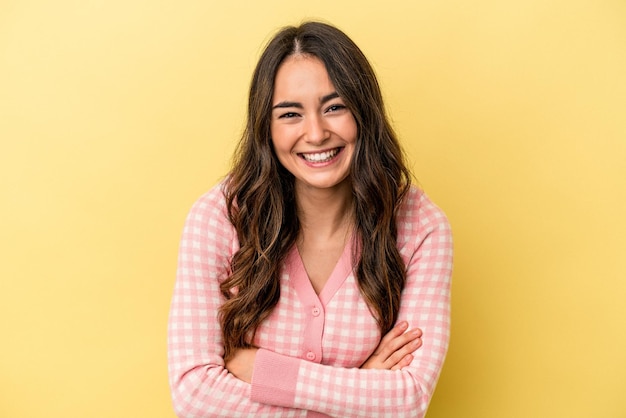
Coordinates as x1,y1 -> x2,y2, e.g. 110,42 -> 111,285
306,351 -> 316,361
311,306 -> 321,316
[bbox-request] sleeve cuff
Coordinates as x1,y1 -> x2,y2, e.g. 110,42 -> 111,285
250,348 -> 301,407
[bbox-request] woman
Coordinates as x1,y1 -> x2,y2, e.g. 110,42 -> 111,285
168,21 -> 452,417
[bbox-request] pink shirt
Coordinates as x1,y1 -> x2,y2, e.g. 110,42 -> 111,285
168,183 -> 453,417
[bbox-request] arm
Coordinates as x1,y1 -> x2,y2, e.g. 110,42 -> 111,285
245,192 -> 453,417
167,187 -> 304,417
168,188 -> 452,417
227,321 -> 423,381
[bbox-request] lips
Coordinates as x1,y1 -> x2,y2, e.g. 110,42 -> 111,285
299,147 -> 342,163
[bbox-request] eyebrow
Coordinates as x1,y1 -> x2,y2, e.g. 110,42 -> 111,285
272,92 -> 340,110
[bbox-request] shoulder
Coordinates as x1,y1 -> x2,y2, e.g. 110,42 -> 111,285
183,180 -> 236,245
188,181 -> 229,219
396,185 -> 452,247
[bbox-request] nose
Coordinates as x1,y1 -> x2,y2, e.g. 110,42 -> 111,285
304,114 -> 328,145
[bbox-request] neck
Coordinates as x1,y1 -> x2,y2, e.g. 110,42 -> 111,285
295,180 -> 353,240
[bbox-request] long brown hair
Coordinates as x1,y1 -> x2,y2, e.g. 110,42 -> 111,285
219,21 -> 411,359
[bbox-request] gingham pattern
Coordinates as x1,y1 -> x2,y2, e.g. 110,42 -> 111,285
168,184 -> 453,417
319,273 -> 382,368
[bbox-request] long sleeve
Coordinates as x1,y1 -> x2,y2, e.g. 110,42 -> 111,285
248,188 -> 453,417
167,186 -> 305,417
168,185 -> 453,418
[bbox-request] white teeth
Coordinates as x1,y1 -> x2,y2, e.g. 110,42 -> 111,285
301,148 -> 339,163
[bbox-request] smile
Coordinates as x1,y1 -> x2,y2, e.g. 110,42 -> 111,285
299,147 -> 342,163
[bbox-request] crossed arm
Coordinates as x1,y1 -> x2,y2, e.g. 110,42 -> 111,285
168,187 -> 452,417
226,320 -> 423,383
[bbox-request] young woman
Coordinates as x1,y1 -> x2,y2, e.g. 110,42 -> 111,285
168,21 -> 453,417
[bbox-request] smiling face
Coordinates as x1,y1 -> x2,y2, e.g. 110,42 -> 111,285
270,54 -> 357,194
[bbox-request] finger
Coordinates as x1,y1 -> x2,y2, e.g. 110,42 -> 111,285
390,353 -> 414,371
378,328 -> 422,361
373,321 -> 408,355
410,328 -> 423,339
382,335 -> 422,368
382,321 -> 409,343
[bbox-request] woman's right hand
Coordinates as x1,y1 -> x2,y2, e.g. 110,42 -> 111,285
361,321 -> 422,371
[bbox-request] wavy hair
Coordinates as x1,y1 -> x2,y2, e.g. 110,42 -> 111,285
219,21 -> 411,359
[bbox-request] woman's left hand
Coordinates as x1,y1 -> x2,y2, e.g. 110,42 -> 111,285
361,321 -> 422,370
225,347 -> 258,383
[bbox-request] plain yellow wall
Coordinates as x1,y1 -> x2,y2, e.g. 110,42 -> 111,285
1,0 -> 625,417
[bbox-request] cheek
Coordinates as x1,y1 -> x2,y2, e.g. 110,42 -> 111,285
340,115 -> 358,144
345,124 -> 358,145
270,124 -> 288,151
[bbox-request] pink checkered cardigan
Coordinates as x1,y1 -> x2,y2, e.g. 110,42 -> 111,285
168,183 -> 453,417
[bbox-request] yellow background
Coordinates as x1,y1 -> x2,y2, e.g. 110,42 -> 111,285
1,0 -> 625,416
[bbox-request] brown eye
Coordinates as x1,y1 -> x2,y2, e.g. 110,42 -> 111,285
325,104 -> 346,113
278,112 -> 299,119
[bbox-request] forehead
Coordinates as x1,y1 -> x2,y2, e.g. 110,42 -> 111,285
273,55 -> 335,101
